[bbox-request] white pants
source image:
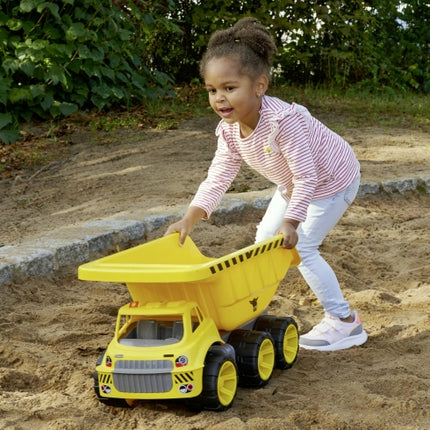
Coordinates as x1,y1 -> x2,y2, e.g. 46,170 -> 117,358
255,176 -> 360,318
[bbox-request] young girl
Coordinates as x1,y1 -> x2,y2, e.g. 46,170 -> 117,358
165,17 -> 367,351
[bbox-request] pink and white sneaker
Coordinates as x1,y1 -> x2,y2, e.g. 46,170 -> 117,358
299,311 -> 368,351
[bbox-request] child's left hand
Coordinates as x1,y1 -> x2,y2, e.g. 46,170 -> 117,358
276,219 -> 299,249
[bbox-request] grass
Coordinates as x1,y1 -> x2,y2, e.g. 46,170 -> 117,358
39,84 -> 430,134
88,84 -> 210,132
88,84 -> 430,135
1,84 -> 429,178
270,85 -> 430,132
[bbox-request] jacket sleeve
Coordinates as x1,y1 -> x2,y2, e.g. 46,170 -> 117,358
277,105 -> 318,222
190,125 -> 242,219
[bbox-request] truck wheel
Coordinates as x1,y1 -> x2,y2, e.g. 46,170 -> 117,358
254,315 -> 299,369
189,344 -> 238,412
228,330 -> 275,387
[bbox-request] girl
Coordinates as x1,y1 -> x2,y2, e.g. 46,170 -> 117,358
165,17 -> 367,351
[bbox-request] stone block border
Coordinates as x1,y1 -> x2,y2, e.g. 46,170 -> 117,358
1,177 -> 429,286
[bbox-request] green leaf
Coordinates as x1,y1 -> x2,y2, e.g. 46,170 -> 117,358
92,82 -> 111,99
0,12 -> 8,26
46,64 -> 67,86
58,102 -> 78,116
0,78 -> 12,105
109,54 -> 121,69
19,0 -> 44,13
20,109 -> 33,122
81,60 -> 102,79
46,42 -> 74,57
19,60 -> 35,77
0,113 -> 13,129
30,84 -> 45,98
0,128 -> 20,145
48,100 -> 65,117
91,47 -> 104,62
142,13 -> 155,28
73,6 -> 89,21
111,86 -> 124,99
66,22 -> 86,41
116,72 -> 128,83
37,2 -> 60,20
44,24 -> 62,40
131,72 -> 145,91
0,28 -> 9,45
90,94 -> 107,110
75,83 -> 89,98
7,19 -> 22,31
93,17 -> 105,27
118,29 -> 131,41
33,64 -> 45,80
70,89 -> 87,106
68,59 -> 82,74
100,66 -> 115,80
8,87 -> 32,103
40,94 -> 54,111
78,45 -> 92,59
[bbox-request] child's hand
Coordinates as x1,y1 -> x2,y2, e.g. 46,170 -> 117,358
165,219 -> 192,247
164,206 -> 207,246
277,219 -> 299,249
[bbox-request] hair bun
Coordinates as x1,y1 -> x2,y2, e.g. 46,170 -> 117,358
233,17 -> 261,30
201,17 -> 277,79
232,18 -> 277,61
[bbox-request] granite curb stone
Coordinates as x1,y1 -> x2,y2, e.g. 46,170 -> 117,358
0,177 -> 428,286
381,178 -> 418,194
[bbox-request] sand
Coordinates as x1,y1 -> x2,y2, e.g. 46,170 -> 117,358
0,113 -> 429,429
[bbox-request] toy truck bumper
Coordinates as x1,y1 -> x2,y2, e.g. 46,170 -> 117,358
96,362 -> 204,400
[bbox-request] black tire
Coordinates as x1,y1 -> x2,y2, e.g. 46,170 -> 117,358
228,330 -> 275,387
188,344 -> 238,412
93,350 -> 135,408
253,315 -> 299,369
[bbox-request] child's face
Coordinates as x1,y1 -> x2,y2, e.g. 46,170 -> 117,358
204,57 -> 265,136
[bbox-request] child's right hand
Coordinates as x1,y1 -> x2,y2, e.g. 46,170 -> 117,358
165,219 -> 192,246
164,206 -> 207,246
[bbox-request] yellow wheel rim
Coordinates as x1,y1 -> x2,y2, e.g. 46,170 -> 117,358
258,338 -> 275,381
217,360 -> 237,407
283,324 -> 299,364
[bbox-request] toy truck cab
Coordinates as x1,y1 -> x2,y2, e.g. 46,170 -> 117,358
94,299 -> 227,408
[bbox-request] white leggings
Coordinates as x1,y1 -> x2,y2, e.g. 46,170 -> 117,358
255,176 -> 360,318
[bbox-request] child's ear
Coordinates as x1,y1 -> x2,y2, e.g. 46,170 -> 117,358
255,74 -> 269,97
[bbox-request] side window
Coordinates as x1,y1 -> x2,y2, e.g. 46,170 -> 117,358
190,307 -> 202,332
118,314 -> 133,338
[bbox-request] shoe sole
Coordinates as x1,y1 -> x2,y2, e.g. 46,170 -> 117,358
299,330 -> 368,352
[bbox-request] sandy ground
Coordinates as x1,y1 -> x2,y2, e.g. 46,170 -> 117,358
0,111 -> 429,429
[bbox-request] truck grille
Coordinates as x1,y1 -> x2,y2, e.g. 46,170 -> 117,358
113,360 -> 173,393
114,372 -> 172,393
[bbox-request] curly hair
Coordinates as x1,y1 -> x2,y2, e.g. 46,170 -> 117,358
200,17 -> 278,80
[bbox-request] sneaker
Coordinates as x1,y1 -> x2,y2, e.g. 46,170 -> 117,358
299,311 -> 368,351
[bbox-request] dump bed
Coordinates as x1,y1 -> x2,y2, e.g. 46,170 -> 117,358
78,234 -> 300,331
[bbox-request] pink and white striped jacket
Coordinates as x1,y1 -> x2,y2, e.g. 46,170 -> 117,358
190,95 -> 360,222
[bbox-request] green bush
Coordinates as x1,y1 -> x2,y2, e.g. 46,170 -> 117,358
0,0 -> 177,143
147,0 -> 430,92
1,0 -> 429,144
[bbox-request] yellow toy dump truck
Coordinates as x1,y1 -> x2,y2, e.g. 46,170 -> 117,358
78,233 -> 300,411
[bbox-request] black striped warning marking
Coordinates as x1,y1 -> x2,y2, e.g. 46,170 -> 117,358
208,238 -> 282,275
